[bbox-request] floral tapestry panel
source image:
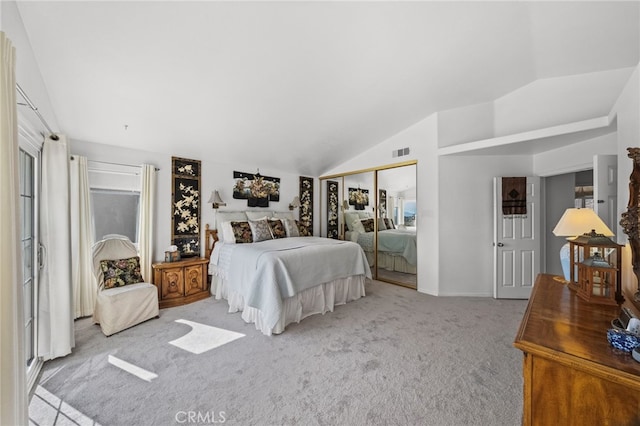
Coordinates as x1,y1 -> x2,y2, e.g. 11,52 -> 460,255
299,176 -> 314,236
233,170 -> 280,207
172,157 -> 201,257
327,180 -> 339,239
379,189 -> 387,217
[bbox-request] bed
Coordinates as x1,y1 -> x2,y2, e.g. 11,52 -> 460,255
205,211 -> 371,335
344,211 -> 417,274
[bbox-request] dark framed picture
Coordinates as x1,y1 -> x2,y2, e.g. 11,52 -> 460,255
171,157 -> 201,257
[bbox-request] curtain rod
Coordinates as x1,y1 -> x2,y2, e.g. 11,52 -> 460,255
16,83 -> 60,141
71,157 -> 160,171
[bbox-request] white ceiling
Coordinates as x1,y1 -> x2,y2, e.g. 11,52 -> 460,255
15,1 -> 640,176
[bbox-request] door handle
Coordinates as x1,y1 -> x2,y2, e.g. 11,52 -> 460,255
496,242 -> 504,247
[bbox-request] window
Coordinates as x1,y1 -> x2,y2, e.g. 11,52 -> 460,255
90,189 -> 140,242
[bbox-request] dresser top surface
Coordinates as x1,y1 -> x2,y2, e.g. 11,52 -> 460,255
514,273 -> 640,379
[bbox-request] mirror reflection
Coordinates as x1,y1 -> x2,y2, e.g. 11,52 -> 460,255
376,165 -> 417,288
320,162 -> 417,289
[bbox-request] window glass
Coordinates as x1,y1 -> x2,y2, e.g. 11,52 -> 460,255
91,189 -> 140,242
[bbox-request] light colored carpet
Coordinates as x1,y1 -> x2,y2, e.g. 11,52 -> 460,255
30,280 -> 528,426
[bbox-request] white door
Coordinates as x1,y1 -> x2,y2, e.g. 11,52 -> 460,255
594,155 -> 617,234
493,176 -> 541,299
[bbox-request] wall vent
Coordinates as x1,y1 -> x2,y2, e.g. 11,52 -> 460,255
392,147 -> 410,158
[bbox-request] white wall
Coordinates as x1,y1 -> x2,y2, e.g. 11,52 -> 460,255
0,1 -> 58,136
438,155 -> 533,296
533,132 -> 617,177
70,139 -> 307,263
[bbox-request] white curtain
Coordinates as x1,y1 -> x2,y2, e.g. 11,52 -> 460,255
0,31 -> 28,426
38,134 -> 74,361
137,164 -> 156,282
70,155 -> 95,318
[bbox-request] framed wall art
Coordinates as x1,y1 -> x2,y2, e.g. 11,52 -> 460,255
233,170 -> 280,207
171,157 -> 201,257
348,187 -> 369,210
326,180 -> 339,239
299,176 -> 314,236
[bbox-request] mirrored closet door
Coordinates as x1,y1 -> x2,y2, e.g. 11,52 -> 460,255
320,161 -> 417,289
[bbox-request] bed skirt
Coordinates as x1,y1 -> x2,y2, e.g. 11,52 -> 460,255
211,274 -> 366,336
364,251 -> 417,274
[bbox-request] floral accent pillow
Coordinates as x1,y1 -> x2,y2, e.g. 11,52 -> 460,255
383,218 -> 395,229
230,221 -> 253,243
249,219 -> 273,242
100,256 -> 143,289
284,219 -> 300,237
268,219 -> 287,239
361,218 -> 375,233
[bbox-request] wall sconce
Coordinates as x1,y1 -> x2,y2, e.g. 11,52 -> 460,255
208,190 -> 226,209
289,196 -> 301,211
342,200 -> 349,211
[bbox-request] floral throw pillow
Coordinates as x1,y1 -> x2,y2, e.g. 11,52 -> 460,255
383,218 -> 395,229
230,221 -> 253,243
361,218 -> 375,233
100,256 -> 143,289
249,219 -> 273,242
268,219 -> 287,239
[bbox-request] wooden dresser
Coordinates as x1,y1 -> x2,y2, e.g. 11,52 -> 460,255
514,274 -> 640,426
151,257 -> 209,308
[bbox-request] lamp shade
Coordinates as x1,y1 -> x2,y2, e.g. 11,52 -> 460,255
290,196 -> 301,208
552,208 -> 613,237
207,190 -> 226,206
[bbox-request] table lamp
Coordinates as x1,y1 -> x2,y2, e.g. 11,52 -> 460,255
552,208 -> 614,281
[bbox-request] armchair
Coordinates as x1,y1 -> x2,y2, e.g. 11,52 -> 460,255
91,235 -> 159,336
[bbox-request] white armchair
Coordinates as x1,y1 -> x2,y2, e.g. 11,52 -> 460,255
91,235 -> 159,336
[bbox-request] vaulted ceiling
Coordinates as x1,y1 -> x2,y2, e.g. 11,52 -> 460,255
15,1 -> 640,175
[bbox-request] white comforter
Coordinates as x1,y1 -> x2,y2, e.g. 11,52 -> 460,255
350,228 -> 417,266
210,237 -> 371,329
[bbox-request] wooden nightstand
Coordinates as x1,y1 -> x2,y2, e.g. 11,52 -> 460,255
151,257 -> 210,308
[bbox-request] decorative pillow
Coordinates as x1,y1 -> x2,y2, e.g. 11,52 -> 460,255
230,221 -> 253,243
217,212 -> 249,242
284,218 -> 300,237
358,211 -> 374,219
344,212 -> 360,231
361,218 -> 375,233
268,219 -> 287,239
351,219 -> 365,233
100,256 -> 143,289
249,219 -> 273,242
384,218 -> 395,229
378,219 -> 387,231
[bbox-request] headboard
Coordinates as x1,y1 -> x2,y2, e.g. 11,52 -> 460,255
204,224 -> 218,260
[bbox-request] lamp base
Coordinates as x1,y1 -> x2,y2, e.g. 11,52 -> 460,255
559,242 -> 579,291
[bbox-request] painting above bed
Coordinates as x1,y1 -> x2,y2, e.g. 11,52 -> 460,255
348,187 -> 369,210
233,170 -> 280,207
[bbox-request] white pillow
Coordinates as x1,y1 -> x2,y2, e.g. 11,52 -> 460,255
357,211 -> 373,219
351,219 -> 365,233
246,211 -> 272,221
378,219 -> 387,231
273,211 -> 295,220
220,221 -> 237,243
344,212 -> 360,231
283,218 -> 300,237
